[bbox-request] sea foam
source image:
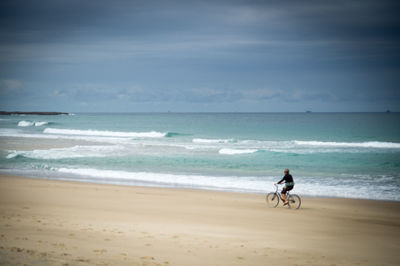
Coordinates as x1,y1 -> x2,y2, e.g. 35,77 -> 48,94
18,120 -> 49,127
18,121 -> 33,127
294,140 -> 400,149
56,167 -> 269,192
219,148 -> 258,155
192,138 -> 236,143
193,137 -> 400,150
0,128 -> 134,144
6,145 -> 125,160
34,121 -> 49,126
53,167 -> 400,201
43,128 -> 167,138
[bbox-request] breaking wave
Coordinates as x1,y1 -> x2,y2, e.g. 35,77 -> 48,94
192,138 -> 236,144
51,167 -> 400,200
43,128 -> 167,138
294,140 -> 400,149
219,148 -> 258,155
18,120 -> 49,127
56,167 -> 268,192
6,145 -> 125,160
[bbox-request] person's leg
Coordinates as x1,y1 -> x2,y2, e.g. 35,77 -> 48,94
283,186 -> 294,205
281,193 -> 288,204
281,186 -> 288,204
281,186 -> 289,204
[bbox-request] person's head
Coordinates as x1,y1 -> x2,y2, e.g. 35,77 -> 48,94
284,168 -> 290,175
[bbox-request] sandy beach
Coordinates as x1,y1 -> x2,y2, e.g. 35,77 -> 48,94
0,175 -> 399,266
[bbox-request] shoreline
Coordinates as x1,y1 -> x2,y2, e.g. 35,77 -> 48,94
1,173 -> 399,265
2,173 -> 394,204
1,172 -> 398,203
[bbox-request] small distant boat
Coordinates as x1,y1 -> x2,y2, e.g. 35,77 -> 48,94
306,110 -> 312,113
386,110 -> 391,113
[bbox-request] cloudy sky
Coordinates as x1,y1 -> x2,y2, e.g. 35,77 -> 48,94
0,0 -> 399,112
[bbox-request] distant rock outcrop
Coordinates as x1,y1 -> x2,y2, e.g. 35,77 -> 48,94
0,111 -> 69,115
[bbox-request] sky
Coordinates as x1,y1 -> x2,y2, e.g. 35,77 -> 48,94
0,0 -> 399,112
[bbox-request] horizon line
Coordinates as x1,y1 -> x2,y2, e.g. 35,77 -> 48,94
1,110 -> 398,114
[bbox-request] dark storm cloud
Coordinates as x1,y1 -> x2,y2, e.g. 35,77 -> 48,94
0,0 -> 399,111
2,0 -> 398,43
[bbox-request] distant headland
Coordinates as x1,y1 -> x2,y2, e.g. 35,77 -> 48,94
0,111 -> 69,115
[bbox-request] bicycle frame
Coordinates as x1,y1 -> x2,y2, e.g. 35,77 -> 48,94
273,183 -> 292,199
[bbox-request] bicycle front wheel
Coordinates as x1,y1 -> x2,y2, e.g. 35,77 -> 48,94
266,192 -> 279,208
287,194 -> 301,209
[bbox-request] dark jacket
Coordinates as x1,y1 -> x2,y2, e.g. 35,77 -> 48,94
278,174 -> 294,186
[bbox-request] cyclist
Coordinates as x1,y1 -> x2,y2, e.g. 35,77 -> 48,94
275,168 -> 295,206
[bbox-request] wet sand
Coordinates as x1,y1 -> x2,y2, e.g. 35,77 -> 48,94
0,174 -> 399,266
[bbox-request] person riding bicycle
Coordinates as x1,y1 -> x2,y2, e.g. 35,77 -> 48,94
275,168 -> 294,206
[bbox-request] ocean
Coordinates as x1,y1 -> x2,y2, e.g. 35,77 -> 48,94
0,112 -> 399,201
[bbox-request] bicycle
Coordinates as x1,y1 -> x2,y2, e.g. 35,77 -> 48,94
266,184 -> 301,209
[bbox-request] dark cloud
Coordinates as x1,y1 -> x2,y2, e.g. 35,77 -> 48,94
2,0 -> 399,42
0,0 -> 399,111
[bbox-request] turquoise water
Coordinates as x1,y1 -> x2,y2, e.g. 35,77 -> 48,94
0,113 -> 399,200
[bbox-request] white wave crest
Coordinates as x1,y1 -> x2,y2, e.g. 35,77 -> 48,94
53,168 -> 400,201
34,121 -> 49,126
18,120 -> 49,127
18,120 -> 34,127
56,167 -> 269,192
294,140 -> 400,149
6,145 -> 125,160
219,148 -> 258,155
0,128 -> 136,144
43,128 -> 167,138
192,138 -> 235,144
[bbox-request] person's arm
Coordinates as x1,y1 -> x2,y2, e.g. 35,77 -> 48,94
276,176 -> 285,184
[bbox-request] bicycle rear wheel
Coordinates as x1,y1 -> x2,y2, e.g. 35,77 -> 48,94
266,192 -> 279,208
287,194 -> 301,209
